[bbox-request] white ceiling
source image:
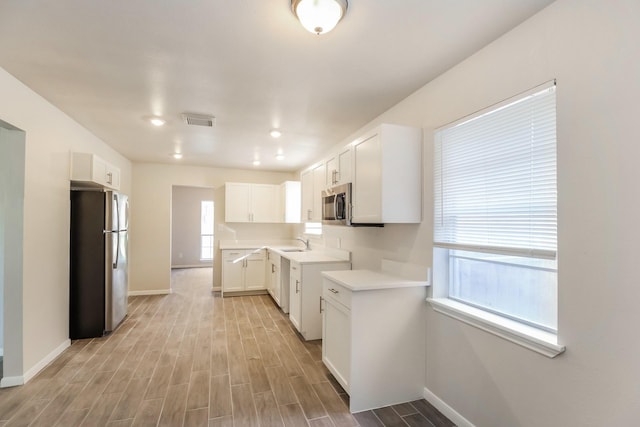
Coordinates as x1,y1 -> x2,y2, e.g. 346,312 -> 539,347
0,0 -> 555,172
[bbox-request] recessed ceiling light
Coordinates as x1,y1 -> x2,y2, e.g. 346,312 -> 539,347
253,160 -> 261,166
276,154 -> 285,160
270,129 -> 282,138
150,117 -> 166,126
172,153 -> 183,159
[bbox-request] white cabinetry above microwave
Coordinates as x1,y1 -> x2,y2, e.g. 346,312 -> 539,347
70,152 -> 120,190
325,145 -> 352,187
352,124 -> 422,224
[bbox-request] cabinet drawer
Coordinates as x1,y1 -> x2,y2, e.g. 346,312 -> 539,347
323,279 -> 351,309
223,250 -> 244,260
246,249 -> 265,260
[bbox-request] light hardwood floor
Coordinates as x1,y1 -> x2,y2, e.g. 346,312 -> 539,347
0,268 -> 454,427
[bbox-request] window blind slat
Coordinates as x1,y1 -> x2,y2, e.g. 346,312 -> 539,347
434,84 -> 557,258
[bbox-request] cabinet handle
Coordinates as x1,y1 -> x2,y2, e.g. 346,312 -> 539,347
106,172 -> 113,184
271,264 -> 275,273
334,170 -> 339,184
307,209 -> 312,220
329,288 -> 339,294
320,296 -> 324,313
296,280 -> 300,293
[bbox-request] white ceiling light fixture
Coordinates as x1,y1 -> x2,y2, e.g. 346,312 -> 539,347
292,0 -> 348,35
149,117 -> 166,126
253,160 -> 261,166
276,153 -> 285,160
172,153 -> 183,159
270,129 -> 282,138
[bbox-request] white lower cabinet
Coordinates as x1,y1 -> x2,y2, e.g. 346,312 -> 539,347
266,250 -> 282,306
321,274 -> 427,413
322,294 -> 351,391
288,261 -> 350,340
222,249 -> 266,295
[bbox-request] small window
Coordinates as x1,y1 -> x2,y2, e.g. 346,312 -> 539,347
304,222 -> 322,236
432,82 -> 558,339
201,200 -> 214,260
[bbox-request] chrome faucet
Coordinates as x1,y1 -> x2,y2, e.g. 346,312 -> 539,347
296,237 -> 310,250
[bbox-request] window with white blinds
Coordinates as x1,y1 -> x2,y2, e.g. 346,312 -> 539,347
434,82 -> 557,259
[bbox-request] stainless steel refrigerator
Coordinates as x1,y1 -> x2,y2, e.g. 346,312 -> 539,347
69,190 -> 128,339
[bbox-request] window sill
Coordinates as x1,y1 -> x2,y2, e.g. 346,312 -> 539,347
427,298 -> 565,358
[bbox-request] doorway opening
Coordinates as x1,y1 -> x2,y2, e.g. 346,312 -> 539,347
0,119 -> 26,387
170,186 -> 215,291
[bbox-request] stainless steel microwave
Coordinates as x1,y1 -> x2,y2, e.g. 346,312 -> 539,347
321,183 -> 351,226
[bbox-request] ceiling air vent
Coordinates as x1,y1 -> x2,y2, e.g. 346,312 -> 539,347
181,112 -> 216,127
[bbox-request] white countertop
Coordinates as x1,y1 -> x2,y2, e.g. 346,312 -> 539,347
219,240 -> 350,265
269,247 -> 350,264
219,240 -> 301,250
321,269 -> 429,291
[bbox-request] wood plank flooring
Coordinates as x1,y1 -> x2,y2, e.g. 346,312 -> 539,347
0,268 -> 455,427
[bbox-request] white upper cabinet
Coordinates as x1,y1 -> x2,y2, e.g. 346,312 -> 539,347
280,181 -> 301,223
70,152 -> 120,190
352,124 -> 422,224
312,163 -> 325,222
326,145 -> 352,187
300,163 -> 325,222
301,169 -> 314,222
225,183 -> 279,223
251,184 -> 279,222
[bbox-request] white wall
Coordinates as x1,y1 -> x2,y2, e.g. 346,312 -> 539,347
130,163 -> 296,292
0,67 -> 132,382
171,186 -> 215,268
310,0 -> 640,425
0,124 -> 25,369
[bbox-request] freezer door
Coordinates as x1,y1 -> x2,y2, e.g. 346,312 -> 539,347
105,192 -> 129,332
69,190 -> 106,339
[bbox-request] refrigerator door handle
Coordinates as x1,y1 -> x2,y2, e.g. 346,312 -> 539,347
113,194 -> 120,269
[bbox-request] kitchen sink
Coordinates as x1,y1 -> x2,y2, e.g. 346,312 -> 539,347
281,248 -> 307,252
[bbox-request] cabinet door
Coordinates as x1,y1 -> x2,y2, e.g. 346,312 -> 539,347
337,146 -> 352,185
322,298 -> 351,393
92,155 -> 109,187
289,264 -> 302,331
301,170 -> 313,222
222,251 -> 245,293
245,251 -> 266,290
326,156 -> 338,187
312,163 -> 326,222
352,134 -> 382,223
104,163 -> 120,190
225,183 -> 251,222
270,260 -> 281,305
282,181 -> 301,223
251,184 -> 279,223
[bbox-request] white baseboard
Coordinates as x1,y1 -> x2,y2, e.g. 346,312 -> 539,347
424,386 -> 475,427
1,375 -> 23,388
20,339 -> 71,385
128,289 -> 171,296
171,264 -> 212,269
